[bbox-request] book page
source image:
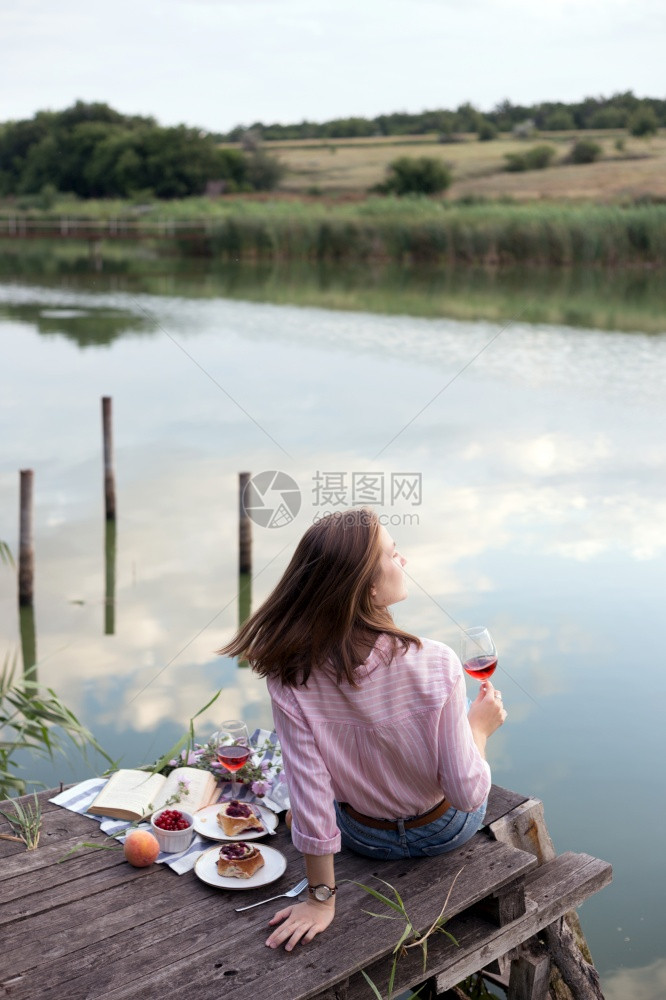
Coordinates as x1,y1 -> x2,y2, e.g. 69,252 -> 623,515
88,769 -> 166,819
153,767 -> 218,813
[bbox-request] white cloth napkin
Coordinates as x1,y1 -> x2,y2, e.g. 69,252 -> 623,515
49,729 -> 289,875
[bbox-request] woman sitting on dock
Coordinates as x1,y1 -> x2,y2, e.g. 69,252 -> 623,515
219,508 -> 506,952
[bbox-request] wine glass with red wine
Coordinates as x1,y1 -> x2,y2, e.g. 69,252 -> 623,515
215,720 -> 251,799
461,627 -> 498,684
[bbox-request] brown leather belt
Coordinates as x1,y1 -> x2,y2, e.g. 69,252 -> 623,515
341,797 -> 452,831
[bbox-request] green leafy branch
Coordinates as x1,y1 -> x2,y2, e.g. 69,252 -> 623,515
137,689 -> 281,791
137,687 -> 223,777
1,652 -> 115,800
348,869 -> 463,1000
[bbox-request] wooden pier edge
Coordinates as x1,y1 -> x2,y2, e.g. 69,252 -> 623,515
309,852 -> 611,1000
486,795 -> 608,1000
0,784 -> 610,1000
312,791 -> 612,1000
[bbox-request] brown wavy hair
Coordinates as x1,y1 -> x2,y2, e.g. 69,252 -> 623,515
218,508 -> 421,687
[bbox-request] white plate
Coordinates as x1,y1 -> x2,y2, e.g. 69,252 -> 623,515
194,844 -> 287,890
193,802 -> 278,841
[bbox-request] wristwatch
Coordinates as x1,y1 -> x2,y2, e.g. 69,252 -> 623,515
308,883 -> 337,901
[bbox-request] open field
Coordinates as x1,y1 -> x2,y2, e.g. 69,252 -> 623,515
261,130 -> 666,202
2,130 -> 665,267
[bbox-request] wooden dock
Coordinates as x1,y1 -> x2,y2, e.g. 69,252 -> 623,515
0,785 -> 611,1000
0,218 -> 214,241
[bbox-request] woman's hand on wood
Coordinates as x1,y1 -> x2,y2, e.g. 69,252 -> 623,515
265,898 -> 335,951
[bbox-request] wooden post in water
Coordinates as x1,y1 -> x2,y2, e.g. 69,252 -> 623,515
239,472 -> 252,576
104,519 -> 116,636
20,605 -> 38,680
238,570 -> 252,668
237,472 -> 252,668
102,396 -> 116,521
18,469 -> 34,607
238,570 -> 252,628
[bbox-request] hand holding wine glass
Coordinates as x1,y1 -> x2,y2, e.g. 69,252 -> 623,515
215,719 -> 251,798
462,627 -> 506,738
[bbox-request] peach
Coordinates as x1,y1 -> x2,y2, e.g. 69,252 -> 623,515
123,829 -> 160,867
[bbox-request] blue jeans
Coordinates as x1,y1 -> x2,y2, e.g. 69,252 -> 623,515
335,799 -> 487,861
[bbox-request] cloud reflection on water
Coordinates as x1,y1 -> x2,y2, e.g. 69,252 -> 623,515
1,285 -> 665,978
603,957 -> 666,1000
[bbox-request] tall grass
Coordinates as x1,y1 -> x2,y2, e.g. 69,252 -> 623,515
0,653 -> 114,799
175,200 -> 666,266
1,197 -> 665,266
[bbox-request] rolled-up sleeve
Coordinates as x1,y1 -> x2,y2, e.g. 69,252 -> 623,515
270,692 -> 341,855
437,670 -> 491,811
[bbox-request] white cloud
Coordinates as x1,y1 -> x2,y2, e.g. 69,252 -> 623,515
0,0 -> 664,129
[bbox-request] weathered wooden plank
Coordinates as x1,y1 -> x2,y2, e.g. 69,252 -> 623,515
0,782 -> 524,861
0,828 -> 127,902
321,853 -> 611,1000
92,839 -> 534,1000
488,797 -> 556,863
0,787 -> 610,1000
0,834 -> 536,1000
483,785 -> 530,827
0,867 -> 211,977
0,783 -> 521,870
0,842 -> 162,921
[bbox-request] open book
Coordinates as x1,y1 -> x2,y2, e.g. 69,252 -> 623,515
87,767 -> 219,821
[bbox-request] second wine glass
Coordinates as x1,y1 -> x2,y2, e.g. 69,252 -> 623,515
215,719 -> 251,799
461,627 -> 498,683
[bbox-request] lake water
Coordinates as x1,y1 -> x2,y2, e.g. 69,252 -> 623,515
1,261 -> 665,998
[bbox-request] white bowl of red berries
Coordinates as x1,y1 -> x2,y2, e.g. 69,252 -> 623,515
150,808 -> 195,853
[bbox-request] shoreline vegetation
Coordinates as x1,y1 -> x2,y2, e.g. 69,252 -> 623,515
1,100 -> 665,271
2,102 -> 665,331
1,198 -> 665,269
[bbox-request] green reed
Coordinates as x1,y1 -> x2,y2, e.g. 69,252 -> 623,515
0,792 -> 42,849
2,197 -> 666,266
0,652 -> 114,800
348,871 -> 462,1000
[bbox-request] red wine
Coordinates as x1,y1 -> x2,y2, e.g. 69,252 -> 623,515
217,745 -> 251,772
463,655 -> 498,680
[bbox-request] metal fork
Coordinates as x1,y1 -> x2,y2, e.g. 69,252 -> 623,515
234,877 -> 308,912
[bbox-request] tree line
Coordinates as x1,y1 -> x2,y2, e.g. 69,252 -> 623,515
220,91 -> 664,142
0,102 -> 282,200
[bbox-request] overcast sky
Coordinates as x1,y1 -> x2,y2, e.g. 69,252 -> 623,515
1,0 -> 664,133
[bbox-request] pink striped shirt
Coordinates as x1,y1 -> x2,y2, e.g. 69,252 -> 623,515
267,634 -> 491,855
